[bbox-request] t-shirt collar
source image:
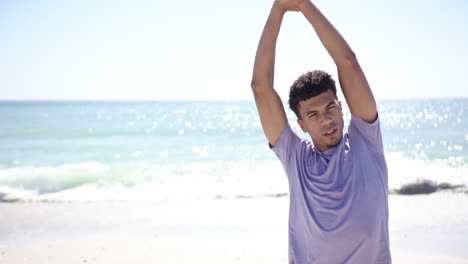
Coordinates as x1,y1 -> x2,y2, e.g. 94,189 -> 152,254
316,140 -> 342,158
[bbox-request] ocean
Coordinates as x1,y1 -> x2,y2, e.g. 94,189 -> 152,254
0,99 -> 467,201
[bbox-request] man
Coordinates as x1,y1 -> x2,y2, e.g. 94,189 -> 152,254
250,0 -> 391,263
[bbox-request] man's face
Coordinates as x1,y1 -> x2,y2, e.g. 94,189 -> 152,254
297,90 -> 344,152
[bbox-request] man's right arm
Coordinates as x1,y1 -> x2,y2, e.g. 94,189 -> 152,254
251,1 -> 294,147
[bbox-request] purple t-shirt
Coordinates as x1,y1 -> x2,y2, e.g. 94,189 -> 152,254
271,115 -> 391,264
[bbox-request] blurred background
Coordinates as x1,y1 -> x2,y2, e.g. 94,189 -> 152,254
0,0 -> 467,201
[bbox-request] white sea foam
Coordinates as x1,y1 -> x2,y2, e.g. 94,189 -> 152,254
386,153 -> 468,191
0,153 -> 466,202
0,160 -> 288,202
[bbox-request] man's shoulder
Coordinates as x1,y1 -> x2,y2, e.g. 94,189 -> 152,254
347,113 -> 384,154
271,123 -> 317,164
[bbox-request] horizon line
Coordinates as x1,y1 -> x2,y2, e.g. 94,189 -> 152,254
1,96 -> 467,103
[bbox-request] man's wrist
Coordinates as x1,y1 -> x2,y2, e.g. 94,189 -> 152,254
297,0 -> 311,12
271,1 -> 288,15
271,1 -> 288,16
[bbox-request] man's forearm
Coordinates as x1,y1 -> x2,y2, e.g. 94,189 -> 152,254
251,3 -> 286,90
298,0 -> 377,122
298,1 -> 356,66
251,2 -> 289,147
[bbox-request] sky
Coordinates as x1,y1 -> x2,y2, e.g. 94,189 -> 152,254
1,0 -> 467,101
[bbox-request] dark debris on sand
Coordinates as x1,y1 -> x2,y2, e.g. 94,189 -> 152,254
394,180 -> 466,195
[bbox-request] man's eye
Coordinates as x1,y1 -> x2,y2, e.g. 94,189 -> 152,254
308,114 -> 317,118
327,106 -> 335,110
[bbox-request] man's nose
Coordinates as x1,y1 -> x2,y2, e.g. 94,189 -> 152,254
320,113 -> 333,126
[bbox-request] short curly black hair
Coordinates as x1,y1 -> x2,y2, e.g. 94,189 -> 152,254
288,70 -> 337,119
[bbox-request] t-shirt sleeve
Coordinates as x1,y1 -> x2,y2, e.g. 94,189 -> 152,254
270,123 -> 303,165
348,113 -> 384,154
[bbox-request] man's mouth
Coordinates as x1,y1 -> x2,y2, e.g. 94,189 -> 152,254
323,128 -> 337,137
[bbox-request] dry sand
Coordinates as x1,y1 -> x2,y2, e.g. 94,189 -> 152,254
1,192 -> 468,263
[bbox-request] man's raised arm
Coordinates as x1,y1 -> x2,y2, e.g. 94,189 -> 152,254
298,0 -> 377,123
251,1 -> 297,146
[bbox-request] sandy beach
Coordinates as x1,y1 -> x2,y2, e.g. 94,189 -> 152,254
1,192 -> 468,264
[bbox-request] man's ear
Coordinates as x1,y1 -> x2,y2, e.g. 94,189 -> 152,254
297,119 -> 307,133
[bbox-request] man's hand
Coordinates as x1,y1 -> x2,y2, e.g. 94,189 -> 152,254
274,0 -> 307,13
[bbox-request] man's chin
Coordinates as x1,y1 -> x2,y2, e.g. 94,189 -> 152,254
326,138 -> 342,149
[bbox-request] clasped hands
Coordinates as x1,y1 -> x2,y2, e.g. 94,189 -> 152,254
274,0 -> 309,13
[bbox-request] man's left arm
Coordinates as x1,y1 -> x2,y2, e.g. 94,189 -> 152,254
298,0 -> 377,123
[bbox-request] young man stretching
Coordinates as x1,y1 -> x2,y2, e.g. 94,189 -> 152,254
251,0 -> 391,263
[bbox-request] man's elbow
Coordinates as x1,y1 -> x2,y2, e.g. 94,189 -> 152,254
250,79 -> 259,92
337,51 -> 359,69
250,79 -> 271,94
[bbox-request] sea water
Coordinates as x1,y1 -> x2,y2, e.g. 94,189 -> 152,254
0,99 -> 466,201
